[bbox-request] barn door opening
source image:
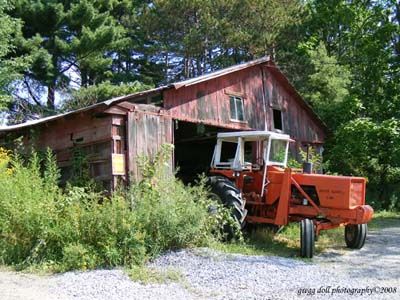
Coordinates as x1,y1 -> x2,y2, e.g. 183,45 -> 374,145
173,120 -> 234,183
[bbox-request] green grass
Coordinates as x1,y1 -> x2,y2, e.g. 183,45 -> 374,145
126,265 -> 183,284
369,210 -> 400,229
211,210 -> 399,258
211,224 -> 300,258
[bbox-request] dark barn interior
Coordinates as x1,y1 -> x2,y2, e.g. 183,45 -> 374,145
173,121 -> 235,183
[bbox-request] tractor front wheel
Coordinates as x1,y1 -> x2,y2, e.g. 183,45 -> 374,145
345,224 -> 367,249
300,219 -> 315,258
207,176 -> 247,238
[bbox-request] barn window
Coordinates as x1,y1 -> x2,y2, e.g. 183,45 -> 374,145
229,96 -> 245,121
273,109 -> 283,131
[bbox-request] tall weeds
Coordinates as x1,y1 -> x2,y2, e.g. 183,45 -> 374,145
0,145 -> 228,271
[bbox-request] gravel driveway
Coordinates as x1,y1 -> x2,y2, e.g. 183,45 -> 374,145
0,223 -> 399,300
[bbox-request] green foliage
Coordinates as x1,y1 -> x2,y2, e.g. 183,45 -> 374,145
69,146 -> 92,187
287,147 -> 323,171
301,42 -> 359,129
5,0 -> 132,118
276,1 -> 400,209
63,81 -> 153,111
0,1 -> 27,109
327,118 -> 400,210
141,0 -> 301,80
127,144 -> 236,257
0,145 -> 227,271
0,148 -> 146,270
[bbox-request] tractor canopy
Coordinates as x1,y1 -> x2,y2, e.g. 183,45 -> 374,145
210,130 -> 294,171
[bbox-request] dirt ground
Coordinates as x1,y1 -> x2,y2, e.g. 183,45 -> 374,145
0,221 -> 399,300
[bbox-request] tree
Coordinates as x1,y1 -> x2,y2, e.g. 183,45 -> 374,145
273,1 -> 400,209
8,0 -> 128,116
301,42 -> 361,130
140,0 -> 302,81
62,81 -> 152,111
0,1 -> 26,111
302,0 -> 397,121
328,118 -> 400,210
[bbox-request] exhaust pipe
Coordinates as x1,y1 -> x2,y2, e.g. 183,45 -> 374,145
303,143 -> 313,174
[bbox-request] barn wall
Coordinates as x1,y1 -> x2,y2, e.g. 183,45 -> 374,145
263,67 -> 326,143
163,64 -> 326,147
163,66 -> 266,131
127,111 -> 173,181
22,113 -> 114,189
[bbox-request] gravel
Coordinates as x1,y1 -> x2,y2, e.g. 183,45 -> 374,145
1,224 -> 399,300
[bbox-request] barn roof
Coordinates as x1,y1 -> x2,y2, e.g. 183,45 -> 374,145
0,86 -> 167,132
0,57 -> 328,133
172,57 -> 270,89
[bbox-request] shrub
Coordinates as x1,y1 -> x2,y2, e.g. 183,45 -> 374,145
0,149 -> 62,265
0,148 -> 146,270
0,145 -> 228,271
126,144 -> 231,257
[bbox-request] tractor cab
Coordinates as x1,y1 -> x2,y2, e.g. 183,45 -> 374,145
210,130 -> 293,171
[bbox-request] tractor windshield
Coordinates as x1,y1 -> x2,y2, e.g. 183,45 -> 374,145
266,138 -> 289,166
211,131 -> 292,170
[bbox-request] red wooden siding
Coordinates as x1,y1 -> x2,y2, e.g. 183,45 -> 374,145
164,66 -> 265,131
263,67 -> 325,143
127,111 -> 173,180
32,113 -> 112,152
21,113 -> 114,188
163,64 -> 326,145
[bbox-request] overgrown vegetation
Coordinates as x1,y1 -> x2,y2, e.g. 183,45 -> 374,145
0,146 -> 233,272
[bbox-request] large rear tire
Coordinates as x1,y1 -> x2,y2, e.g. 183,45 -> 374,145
345,224 -> 367,249
300,219 -> 315,258
207,176 -> 247,238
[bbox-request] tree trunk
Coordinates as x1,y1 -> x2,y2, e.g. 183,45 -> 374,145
165,52 -> 169,81
395,3 -> 400,58
47,83 -> 55,110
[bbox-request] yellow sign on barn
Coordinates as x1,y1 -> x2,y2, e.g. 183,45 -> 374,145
112,154 -> 125,175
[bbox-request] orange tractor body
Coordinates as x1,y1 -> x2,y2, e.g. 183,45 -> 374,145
208,131 -> 373,257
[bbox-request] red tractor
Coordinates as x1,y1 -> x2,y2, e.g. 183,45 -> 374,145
207,131 -> 373,257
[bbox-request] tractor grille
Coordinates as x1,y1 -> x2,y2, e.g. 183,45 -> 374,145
350,181 -> 365,206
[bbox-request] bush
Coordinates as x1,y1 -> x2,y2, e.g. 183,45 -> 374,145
127,144 -> 227,257
0,148 -> 147,270
0,145 -> 228,271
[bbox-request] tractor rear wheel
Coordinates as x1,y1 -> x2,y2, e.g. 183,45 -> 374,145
207,176 -> 247,238
300,219 -> 315,258
345,224 -> 367,249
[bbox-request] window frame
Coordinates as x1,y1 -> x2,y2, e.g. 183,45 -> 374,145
229,95 -> 246,122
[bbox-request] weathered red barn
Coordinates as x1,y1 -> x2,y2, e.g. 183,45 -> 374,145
0,57 -> 327,189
